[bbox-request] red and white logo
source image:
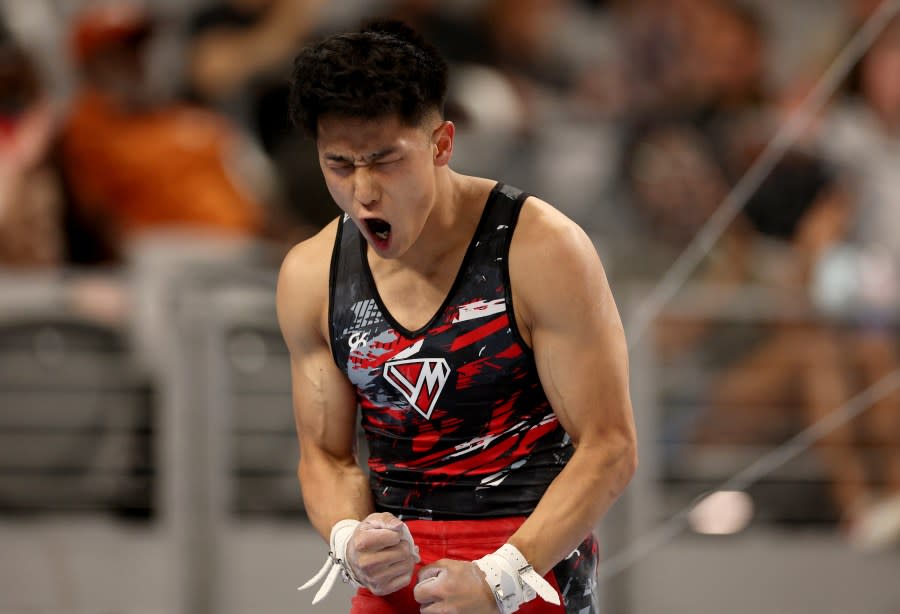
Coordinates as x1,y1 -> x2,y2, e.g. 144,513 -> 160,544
383,357 -> 451,420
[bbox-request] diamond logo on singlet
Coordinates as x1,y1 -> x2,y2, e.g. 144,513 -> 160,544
383,358 -> 451,420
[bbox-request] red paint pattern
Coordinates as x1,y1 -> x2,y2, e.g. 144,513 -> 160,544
349,333 -> 423,371
449,315 -> 509,352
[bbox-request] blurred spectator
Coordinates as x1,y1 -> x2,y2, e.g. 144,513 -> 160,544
388,0 -> 606,131
570,0 -> 769,245
617,111 -> 751,278
697,149 -> 866,533
466,0 -> 636,128
814,14 -> 900,549
0,23 -> 64,267
610,0 -> 692,116
622,110 -> 891,536
379,0 -> 477,63
475,0 -> 575,92
821,16 -> 900,268
184,0 -> 337,238
185,0 -> 326,149
376,2 -> 528,132
59,2 -> 271,263
621,116 -> 732,255
612,0 -> 766,118
680,0 -> 766,112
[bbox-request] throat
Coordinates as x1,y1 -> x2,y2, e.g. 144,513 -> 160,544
366,241 -> 469,333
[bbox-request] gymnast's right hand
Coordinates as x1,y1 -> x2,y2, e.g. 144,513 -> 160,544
346,512 -> 420,596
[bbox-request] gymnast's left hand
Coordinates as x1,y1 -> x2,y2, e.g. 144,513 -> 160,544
413,559 -> 498,614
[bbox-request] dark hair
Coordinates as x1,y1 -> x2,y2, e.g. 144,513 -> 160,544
288,19 -> 448,138
0,32 -> 41,116
743,150 -> 836,240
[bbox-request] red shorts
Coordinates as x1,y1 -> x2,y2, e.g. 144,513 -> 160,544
350,516 -> 598,614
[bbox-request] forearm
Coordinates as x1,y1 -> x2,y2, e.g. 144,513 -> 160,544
0,168 -> 21,224
299,453 -> 375,542
507,434 -> 637,574
237,0 -> 328,79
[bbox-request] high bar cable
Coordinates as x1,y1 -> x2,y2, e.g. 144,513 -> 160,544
606,0 -> 900,581
625,0 -> 900,350
599,366 -> 900,581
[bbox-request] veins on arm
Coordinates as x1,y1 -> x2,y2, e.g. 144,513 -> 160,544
506,199 -> 637,572
276,226 -> 373,540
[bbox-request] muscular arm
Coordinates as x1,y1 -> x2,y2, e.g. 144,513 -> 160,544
276,222 -> 374,541
506,198 -> 638,574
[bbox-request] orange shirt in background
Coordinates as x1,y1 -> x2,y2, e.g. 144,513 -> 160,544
61,90 -> 264,242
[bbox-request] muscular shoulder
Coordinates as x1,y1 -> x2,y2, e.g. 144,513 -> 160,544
512,197 -> 597,270
276,217 -> 340,351
510,197 -> 613,336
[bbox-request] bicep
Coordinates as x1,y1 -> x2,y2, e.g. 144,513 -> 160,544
524,230 -> 634,446
275,228 -> 358,466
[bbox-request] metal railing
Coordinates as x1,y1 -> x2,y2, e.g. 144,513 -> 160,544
3,267 -> 899,613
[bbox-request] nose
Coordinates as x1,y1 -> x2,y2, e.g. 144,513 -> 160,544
353,167 -> 380,208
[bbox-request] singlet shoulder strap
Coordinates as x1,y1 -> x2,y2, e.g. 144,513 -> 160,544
462,182 -> 532,351
328,215 -> 362,367
468,182 -> 529,261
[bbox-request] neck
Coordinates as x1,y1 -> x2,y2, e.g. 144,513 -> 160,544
383,170 -> 491,276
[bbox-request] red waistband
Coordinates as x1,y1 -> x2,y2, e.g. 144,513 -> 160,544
403,516 -> 527,545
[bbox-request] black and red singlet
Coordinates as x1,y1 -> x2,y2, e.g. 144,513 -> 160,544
329,182 -> 574,520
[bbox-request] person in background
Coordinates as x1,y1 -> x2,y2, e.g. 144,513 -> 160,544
0,23 -> 64,267
619,110 -> 877,534
815,14 -> 900,550
458,0 -> 606,129
611,0 -> 765,119
185,0 -> 327,149
59,2 -> 271,262
183,0 -> 339,241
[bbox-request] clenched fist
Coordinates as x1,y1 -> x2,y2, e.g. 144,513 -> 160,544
413,560 -> 498,614
346,512 -> 420,596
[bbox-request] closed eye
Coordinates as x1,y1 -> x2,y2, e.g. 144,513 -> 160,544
326,166 -> 353,179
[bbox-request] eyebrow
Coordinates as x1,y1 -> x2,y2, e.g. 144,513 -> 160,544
324,147 -> 398,164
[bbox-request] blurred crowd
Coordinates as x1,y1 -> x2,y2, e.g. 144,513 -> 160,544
1,0 -> 899,545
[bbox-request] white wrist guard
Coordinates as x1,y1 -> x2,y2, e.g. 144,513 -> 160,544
474,544 -> 561,613
297,518 -> 421,605
297,519 -> 362,604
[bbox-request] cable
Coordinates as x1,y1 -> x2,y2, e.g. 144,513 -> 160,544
606,0 -> 900,582
625,0 -> 900,350
600,367 -> 900,581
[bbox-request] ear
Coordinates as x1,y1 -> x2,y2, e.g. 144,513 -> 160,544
432,121 -> 454,167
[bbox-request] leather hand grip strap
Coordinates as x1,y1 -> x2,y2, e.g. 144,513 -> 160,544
474,544 -> 561,613
298,519 -> 363,604
298,519 -> 421,605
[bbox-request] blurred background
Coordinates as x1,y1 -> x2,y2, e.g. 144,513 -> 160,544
1,0 -> 899,612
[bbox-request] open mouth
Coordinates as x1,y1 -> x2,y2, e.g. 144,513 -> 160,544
364,218 -> 391,242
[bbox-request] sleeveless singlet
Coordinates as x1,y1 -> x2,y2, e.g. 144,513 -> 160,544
329,182 -> 574,519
